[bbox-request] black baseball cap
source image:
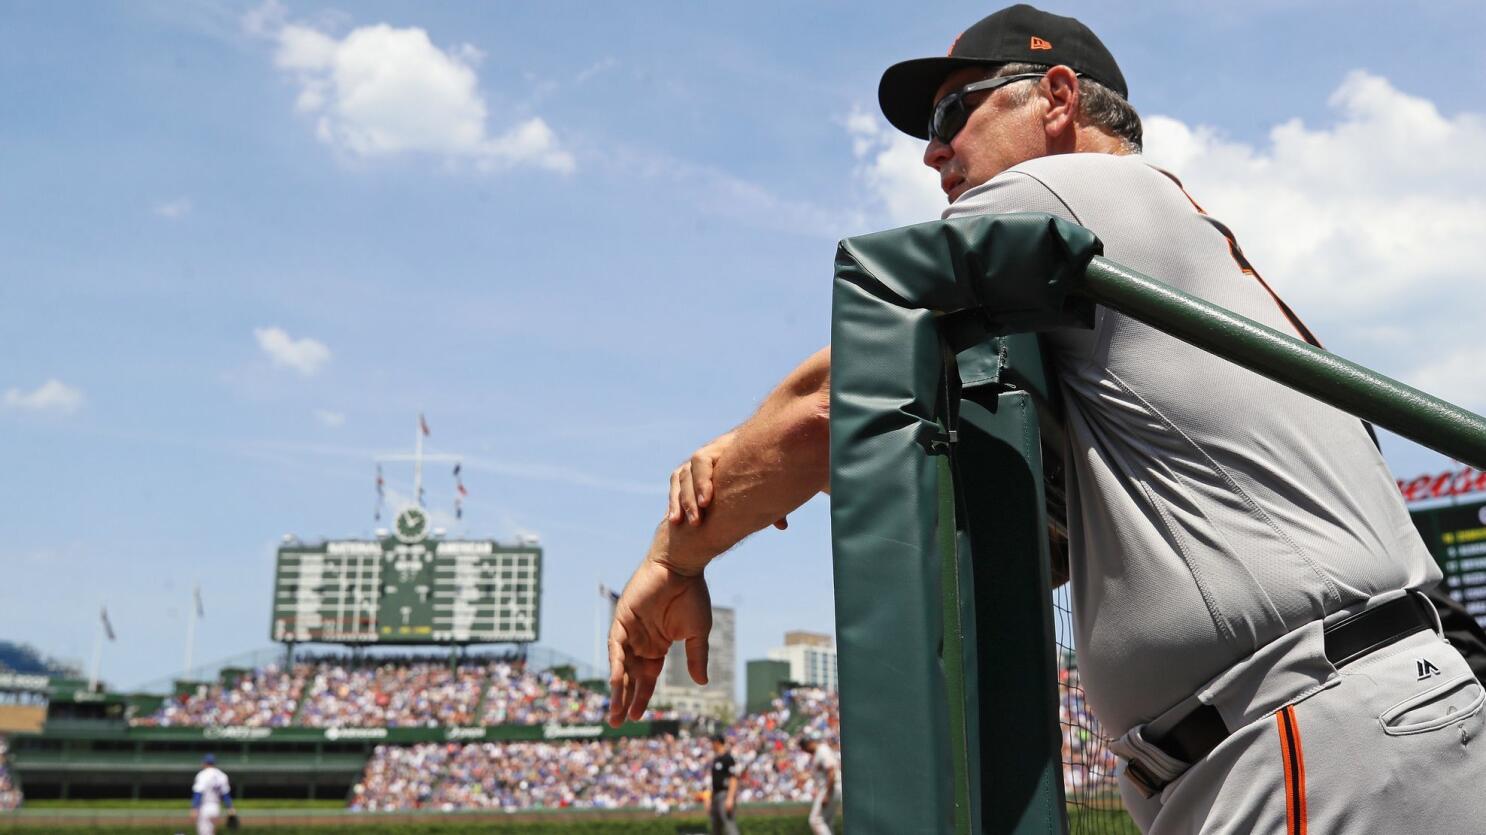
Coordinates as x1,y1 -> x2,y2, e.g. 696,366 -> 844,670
879,4 -> 1127,140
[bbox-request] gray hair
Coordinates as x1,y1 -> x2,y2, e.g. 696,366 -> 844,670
989,62 -> 1142,153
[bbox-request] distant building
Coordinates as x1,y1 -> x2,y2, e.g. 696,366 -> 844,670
783,630 -> 832,648
745,659 -> 793,715
767,631 -> 837,692
652,606 -> 736,720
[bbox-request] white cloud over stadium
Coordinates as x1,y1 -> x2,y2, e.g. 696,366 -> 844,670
850,71 -> 1486,408
2,380 -> 85,416
247,1 -> 575,173
254,326 -> 331,376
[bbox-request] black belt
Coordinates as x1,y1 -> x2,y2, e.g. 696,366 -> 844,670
1129,593 -> 1434,795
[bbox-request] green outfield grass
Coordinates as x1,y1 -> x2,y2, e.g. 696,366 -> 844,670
0,802 -> 1137,833
3,816 -> 832,834
18,798 -> 344,811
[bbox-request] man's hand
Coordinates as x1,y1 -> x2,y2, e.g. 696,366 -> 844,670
607,558 -> 713,727
190,810 -> 199,821
668,432 -> 787,530
725,797 -> 735,815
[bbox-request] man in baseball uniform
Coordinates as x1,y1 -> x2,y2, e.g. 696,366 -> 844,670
707,734 -> 740,835
190,753 -> 235,835
800,734 -> 841,835
609,5 -> 1486,832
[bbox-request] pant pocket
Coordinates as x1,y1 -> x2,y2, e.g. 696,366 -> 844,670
1378,674 -> 1485,737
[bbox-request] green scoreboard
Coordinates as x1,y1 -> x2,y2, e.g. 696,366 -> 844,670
270,507 -> 541,644
1411,497 -> 1486,628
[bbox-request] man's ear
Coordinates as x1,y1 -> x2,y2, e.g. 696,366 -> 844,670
1041,65 -> 1080,140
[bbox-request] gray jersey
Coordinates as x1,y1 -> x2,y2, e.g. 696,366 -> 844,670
944,152 -> 1439,736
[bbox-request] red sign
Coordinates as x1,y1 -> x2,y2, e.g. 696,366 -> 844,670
1397,468 -> 1486,504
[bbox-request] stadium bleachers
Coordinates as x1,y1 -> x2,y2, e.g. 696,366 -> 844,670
113,656 -> 1112,815
132,658 -> 626,729
349,687 -> 839,812
0,736 -> 21,811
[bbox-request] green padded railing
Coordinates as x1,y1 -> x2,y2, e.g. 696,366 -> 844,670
830,212 -> 1486,835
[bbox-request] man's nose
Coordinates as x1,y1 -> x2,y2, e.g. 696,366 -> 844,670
923,138 -> 951,171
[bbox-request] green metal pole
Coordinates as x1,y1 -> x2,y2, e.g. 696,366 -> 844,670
1078,256 -> 1486,470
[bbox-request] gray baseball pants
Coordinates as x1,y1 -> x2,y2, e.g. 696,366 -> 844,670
1116,618 -> 1486,834
708,792 -> 739,835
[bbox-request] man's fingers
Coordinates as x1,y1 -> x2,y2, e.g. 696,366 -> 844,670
629,658 -> 662,722
668,469 -> 684,524
694,452 -> 716,508
773,516 -> 789,530
678,462 -> 700,525
685,634 -> 710,686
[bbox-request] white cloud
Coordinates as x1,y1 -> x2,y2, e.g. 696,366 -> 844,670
1139,71 -> 1486,407
154,197 -> 192,219
846,73 -> 1486,410
247,4 -> 574,173
845,106 -> 946,228
313,409 -> 346,428
3,380 -> 85,415
254,326 -> 331,376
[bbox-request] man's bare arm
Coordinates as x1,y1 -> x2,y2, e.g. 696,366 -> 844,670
607,347 -> 831,726
655,346 -> 830,574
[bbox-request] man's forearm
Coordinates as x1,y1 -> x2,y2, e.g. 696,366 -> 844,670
651,348 -> 830,574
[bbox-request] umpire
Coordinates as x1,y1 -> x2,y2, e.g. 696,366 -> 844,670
707,735 -> 739,835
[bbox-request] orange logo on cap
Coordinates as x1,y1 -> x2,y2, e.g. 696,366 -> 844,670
948,31 -> 965,56
1030,36 -> 1053,50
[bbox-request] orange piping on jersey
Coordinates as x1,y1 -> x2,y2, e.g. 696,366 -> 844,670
1153,168 -> 1323,347
1276,706 -> 1308,835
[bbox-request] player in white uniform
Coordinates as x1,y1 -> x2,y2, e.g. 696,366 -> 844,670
800,734 -> 840,835
190,754 -> 235,835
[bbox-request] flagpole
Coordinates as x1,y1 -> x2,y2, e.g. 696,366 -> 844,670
414,414 -> 425,508
184,585 -> 198,680
89,613 -> 104,692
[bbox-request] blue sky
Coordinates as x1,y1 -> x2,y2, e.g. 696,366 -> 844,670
3,0 -> 1484,695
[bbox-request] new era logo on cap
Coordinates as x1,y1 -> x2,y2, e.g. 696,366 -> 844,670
1030,36 -> 1052,50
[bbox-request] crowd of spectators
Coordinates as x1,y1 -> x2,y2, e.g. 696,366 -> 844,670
349,686 -> 839,813
134,664 -> 306,728
1058,664 -> 1120,798
300,662 -> 487,728
479,661 -> 609,726
132,656 -> 632,729
0,736 -> 21,812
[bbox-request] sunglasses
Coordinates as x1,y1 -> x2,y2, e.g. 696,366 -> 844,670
928,73 -> 1047,144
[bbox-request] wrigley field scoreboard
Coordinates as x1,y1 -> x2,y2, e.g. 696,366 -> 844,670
271,507 -> 541,645
1411,496 -> 1486,629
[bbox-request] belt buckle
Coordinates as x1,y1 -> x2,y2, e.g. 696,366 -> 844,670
1123,758 -> 1166,799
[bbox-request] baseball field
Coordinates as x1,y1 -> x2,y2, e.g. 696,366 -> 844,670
0,802 -> 1139,833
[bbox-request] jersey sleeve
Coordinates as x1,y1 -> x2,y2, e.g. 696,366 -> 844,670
192,771 -> 208,794
942,169 -> 1081,227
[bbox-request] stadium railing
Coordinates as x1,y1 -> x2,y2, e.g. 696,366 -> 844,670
829,213 -> 1486,835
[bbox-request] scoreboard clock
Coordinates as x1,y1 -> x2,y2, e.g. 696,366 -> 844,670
270,508 -> 541,645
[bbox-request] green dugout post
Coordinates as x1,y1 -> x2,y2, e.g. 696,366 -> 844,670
829,213 -> 1486,834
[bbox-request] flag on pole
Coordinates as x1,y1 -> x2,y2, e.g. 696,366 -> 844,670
100,607 -> 116,641
599,583 -> 620,603
375,464 -> 386,522
454,498 -> 463,520
419,413 -> 430,436
194,585 -> 205,619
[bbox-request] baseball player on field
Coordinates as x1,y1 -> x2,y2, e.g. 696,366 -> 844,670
190,753 -> 236,835
800,733 -> 841,835
607,4 -> 1486,832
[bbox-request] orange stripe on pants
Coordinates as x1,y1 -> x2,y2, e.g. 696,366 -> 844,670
1276,705 -> 1308,835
